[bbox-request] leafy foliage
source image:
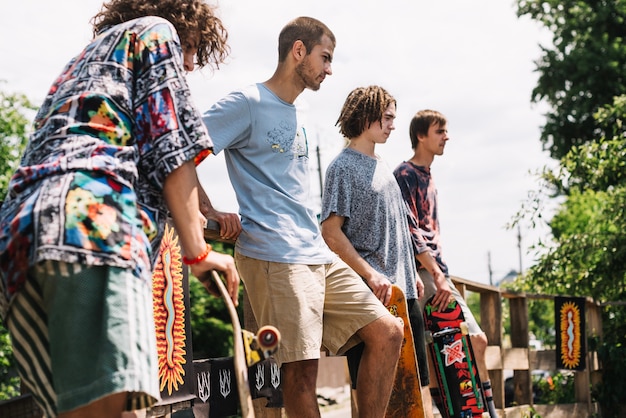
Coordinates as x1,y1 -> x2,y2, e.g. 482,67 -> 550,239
0,85 -> 34,400
0,86 -> 34,202
188,240 -> 239,360
513,95 -> 626,416
534,371 -> 575,405
516,0 -> 626,159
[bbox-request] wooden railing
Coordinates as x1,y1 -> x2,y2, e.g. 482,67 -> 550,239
450,275 -> 602,418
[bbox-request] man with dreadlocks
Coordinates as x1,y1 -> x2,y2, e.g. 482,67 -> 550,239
0,1 -> 239,416
320,85 -> 434,417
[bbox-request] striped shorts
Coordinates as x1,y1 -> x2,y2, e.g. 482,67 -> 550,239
6,261 -> 160,416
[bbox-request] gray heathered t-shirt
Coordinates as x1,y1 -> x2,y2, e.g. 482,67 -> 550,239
321,147 -> 418,300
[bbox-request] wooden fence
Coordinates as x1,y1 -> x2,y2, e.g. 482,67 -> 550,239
450,275 -> 602,418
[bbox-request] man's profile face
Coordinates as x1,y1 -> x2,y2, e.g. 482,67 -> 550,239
295,35 -> 334,91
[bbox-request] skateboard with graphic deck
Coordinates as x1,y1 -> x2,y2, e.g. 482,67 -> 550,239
204,271 -> 280,418
385,285 -> 425,418
423,295 -> 485,418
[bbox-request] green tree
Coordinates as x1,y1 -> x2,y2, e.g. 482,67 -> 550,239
0,87 -> 34,202
513,95 -> 626,417
0,86 -> 34,400
516,0 -> 626,160
188,240 -> 239,360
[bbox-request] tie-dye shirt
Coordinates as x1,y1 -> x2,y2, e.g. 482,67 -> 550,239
393,161 -> 449,276
0,16 -> 212,318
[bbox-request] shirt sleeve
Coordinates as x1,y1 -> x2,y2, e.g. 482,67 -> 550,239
320,157 -> 353,223
132,20 -> 213,189
202,91 -> 253,155
394,165 -> 430,256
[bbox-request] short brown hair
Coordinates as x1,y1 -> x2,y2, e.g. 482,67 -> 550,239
336,86 -> 396,139
409,109 -> 447,149
277,17 -> 335,62
91,0 -> 229,69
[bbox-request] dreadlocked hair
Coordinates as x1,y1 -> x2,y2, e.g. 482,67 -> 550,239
91,0 -> 229,69
336,86 -> 396,139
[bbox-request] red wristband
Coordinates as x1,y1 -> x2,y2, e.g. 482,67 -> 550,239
182,243 -> 212,265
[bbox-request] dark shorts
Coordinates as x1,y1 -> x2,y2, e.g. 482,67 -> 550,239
346,298 -> 429,388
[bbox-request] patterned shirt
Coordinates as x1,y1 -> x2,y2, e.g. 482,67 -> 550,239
0,16 -> 212,318
393,161 -> 449,276
321,148 -> 418,300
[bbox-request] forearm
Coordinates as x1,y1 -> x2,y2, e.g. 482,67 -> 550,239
415,250 -> 442,277
321,219 -> 376,280
163,160 -> 207,259
197,183 -> 215,218
326,234 -> 376,280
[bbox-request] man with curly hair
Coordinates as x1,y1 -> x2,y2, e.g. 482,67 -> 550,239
0,1 -> 238,417
202,18 -> 403,418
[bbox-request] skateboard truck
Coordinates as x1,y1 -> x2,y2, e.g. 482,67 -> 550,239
242,325 -> 280,367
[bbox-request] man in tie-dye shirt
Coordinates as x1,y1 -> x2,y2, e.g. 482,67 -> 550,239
393,109 -> 498,418
0,1 -> 239,416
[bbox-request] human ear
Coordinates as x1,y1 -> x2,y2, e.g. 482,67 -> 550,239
292,40 -> 307,60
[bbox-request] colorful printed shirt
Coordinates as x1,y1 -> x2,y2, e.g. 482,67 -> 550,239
393,161 -> 449,276
0,16 -> 212,319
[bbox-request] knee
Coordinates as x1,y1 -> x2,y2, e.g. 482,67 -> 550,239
383,315 -> 404,349
360,315 -> 403,351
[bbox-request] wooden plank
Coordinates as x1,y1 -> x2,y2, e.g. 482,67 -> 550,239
485,345 -> 502,370
532,402 -> 599,418
480,291 -> 503,347
502,348 -> 529,370
529,349 -> 556,371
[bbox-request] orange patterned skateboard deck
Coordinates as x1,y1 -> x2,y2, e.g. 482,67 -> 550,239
385,285 -> 425,417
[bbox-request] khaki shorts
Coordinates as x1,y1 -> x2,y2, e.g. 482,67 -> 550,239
417,269 -> 483,336
235,253 -> 390,366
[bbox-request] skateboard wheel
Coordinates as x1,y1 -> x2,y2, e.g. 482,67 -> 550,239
460,322 -> 469,335
257,326 -> 280,350
425,331 -> 433,344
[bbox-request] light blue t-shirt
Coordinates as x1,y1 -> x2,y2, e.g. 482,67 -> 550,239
202,83 -> 334,264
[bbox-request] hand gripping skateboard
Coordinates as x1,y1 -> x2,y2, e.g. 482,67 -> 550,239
385,285 -> 425,418
423,296 -> 485,418
208,271 -> 280,418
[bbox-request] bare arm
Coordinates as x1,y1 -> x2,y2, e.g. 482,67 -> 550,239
321,214 -> 392,306
415,250 -> 451,312
197,181 -> 242,241
164,160 -> 240,305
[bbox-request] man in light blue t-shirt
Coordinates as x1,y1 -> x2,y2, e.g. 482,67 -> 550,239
202,17 -> 403,418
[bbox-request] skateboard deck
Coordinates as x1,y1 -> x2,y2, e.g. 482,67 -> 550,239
423,295 -> 485,418
208,271 -> 280,418
385,285 -> 425,418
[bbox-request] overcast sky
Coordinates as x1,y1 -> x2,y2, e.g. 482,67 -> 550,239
0,0 -> 557,285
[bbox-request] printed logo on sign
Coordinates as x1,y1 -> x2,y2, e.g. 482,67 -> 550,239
197,371 -> 210,402
219,369 -> 232,398
255,363 -> 265,391
271,362 -> 281,389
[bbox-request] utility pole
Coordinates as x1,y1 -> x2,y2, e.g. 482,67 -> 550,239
487,251 -> 493,286
316,144 -> 323,201
517,224 -> 523,275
